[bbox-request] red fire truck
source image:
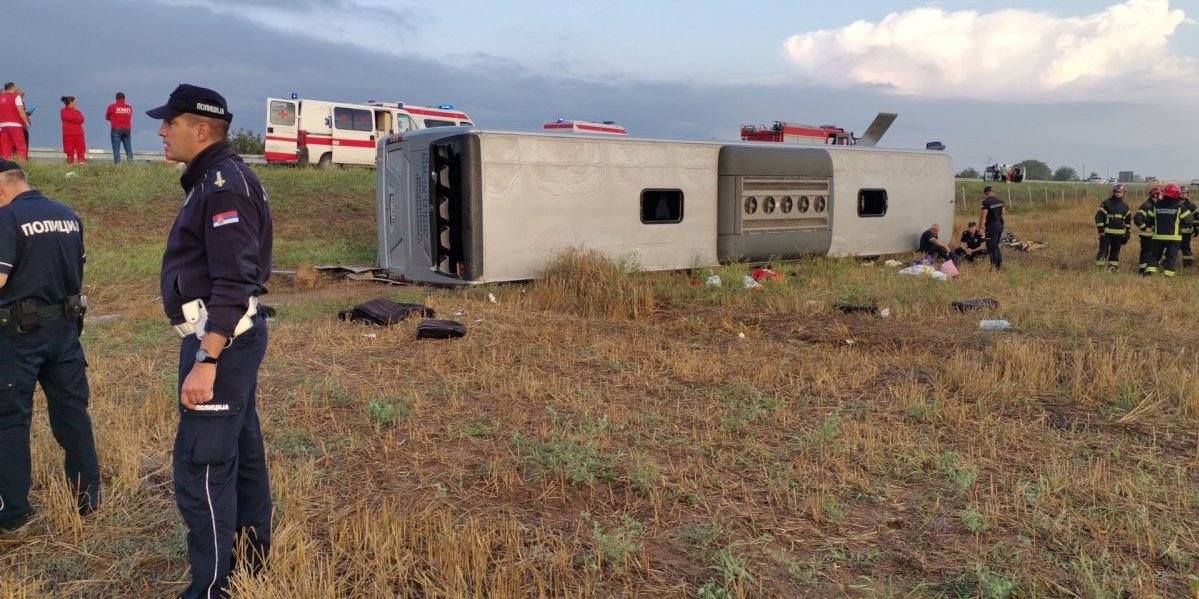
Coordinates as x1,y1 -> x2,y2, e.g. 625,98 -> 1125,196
740,113 -> 897,148
740,121 -> 855,145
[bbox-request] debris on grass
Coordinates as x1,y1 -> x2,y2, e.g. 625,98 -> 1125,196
978,319 -> 1012,331
952,298 -> 1000,311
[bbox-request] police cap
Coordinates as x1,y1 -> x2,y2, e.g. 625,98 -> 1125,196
0,158 -> 20,174
146,84 -> 233,122
983,186 -> 995,193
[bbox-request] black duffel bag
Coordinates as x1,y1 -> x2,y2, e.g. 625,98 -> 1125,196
339,299 -> 434,325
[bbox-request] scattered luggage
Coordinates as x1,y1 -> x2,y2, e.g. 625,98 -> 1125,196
338,299 -> 434,325
416,319 -> 467,339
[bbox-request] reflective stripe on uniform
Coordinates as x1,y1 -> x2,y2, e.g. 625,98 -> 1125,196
205,465 -> 219,599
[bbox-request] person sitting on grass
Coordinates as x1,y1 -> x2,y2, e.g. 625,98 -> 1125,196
954,221 -> 986,262
919,223 -> 955,264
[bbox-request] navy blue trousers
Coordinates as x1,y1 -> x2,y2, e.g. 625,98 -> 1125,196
174,316 -> 271,599
985,225 -> 1004,269
0,316 -> 100,527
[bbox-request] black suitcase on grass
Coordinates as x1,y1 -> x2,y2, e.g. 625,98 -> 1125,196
416,319 -> 467,339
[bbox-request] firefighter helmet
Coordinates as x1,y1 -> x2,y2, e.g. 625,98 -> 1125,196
1162,183 -> 1181,199
1112,183 -> 1127,192
1150,186 -> 1162,196
1181,185 -> 1190,196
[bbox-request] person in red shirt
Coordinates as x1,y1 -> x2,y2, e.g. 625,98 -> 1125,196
0,82 -> 30,160
105,92 -> 133,164
60,96 -> 87,164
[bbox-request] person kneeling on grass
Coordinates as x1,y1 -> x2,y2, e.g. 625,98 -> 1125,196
954,221 -> 986,263
919,223 -> 955,264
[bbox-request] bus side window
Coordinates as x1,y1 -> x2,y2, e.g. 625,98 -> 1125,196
857,189 -> 887,217
641,189 -> 683,224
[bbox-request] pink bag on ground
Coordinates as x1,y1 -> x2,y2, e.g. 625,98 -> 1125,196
939,260 -> 960,279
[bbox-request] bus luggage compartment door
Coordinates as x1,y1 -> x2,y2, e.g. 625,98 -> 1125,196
717,146 -> 835,262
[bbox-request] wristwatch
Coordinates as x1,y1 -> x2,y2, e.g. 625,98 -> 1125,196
195,349 -> 219,364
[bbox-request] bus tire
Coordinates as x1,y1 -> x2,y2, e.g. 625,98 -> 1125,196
317,153 -> 333,168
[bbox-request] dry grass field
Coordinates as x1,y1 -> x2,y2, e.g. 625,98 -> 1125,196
2,164 -> 1197,598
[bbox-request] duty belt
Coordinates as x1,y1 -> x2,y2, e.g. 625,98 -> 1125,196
0,295 -> 87,333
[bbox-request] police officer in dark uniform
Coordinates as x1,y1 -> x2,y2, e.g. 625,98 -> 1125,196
1144,184 -> 1191,277
1179,186 -> 1195,269
978,186 -> 1005,270
1133,186 -> 1162,273
0,159 -> 99,534
1093,183 -> 1130,269
148,84 -> 273,598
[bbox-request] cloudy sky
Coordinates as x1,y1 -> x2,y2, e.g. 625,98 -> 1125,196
10,0 -> 1198,178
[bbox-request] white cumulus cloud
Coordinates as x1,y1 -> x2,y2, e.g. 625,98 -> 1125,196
782,0 -> 1194,99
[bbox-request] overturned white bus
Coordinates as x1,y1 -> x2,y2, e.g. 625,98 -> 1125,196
376,127 -> 953,285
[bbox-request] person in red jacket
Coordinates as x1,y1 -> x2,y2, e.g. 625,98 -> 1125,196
60,96 -> 87,164
0,82 -> 30,160
105,92 -> 133,164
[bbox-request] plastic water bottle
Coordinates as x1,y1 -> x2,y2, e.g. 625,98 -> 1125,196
978,319 -> 1012,331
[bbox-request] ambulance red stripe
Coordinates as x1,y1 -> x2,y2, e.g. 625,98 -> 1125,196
402,107 -> 470,120
302,138 -> 377,148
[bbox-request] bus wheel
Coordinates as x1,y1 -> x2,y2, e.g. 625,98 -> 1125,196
317,153 -> 333,168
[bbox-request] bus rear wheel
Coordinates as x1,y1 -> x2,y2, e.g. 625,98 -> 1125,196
316,153 -> 333,169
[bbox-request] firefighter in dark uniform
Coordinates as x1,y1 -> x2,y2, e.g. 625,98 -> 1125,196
978,186 -> 1005,270
1179,186 -> 1195,269
1143,183 -> 1191,277
1093,183 -> 1130,269
0,159 -> 99,534
148,85 -> 273,598
1133,186 -> 1162,273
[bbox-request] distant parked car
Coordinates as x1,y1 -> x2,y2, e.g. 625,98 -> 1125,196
1191,179 -> 1199,186
1087,175 -> 1103,184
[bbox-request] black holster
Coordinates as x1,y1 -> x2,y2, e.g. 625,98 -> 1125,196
66,294 -> 87,320
17,298 -> 41,333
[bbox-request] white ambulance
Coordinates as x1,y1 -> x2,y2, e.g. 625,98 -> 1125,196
542,119 -> 628,135
264,98 -> 473,167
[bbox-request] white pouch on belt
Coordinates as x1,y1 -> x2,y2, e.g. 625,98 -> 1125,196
177,299 -> 208,338
175,297 -> 258,339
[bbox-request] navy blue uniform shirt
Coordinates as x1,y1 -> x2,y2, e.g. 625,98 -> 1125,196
0,190 -> 85,310
918,229 -> 939,254
981,196 -> 1004,227
160,141 -> 272,337
960,229 -> 983,249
